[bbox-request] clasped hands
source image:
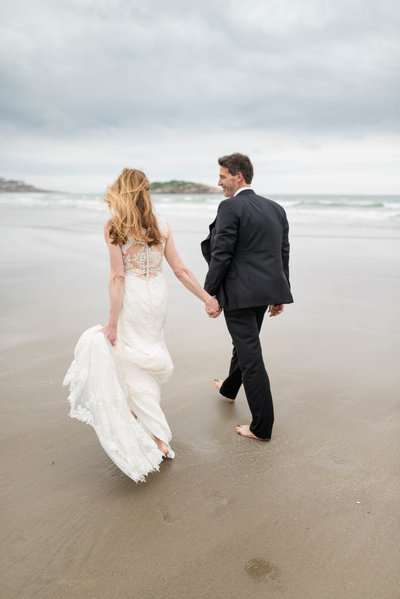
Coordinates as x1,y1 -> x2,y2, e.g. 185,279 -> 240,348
205,300 -> 284,319
205,297 -> 221,319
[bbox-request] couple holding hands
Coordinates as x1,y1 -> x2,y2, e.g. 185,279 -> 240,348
63,152 -> 293,483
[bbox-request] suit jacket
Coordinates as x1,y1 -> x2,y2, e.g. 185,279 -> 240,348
201,189 -> 293,311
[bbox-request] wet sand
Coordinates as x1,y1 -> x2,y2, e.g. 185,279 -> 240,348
1,204 -> 400,598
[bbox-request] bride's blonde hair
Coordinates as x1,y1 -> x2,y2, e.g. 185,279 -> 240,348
104,168 -> 163,246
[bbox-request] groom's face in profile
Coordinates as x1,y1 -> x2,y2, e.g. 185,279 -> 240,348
218,166 -> 243,198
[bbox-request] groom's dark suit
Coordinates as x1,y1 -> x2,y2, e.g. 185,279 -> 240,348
201,188 -> 293,439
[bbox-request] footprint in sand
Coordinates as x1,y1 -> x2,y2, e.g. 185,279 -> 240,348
243,559 -> 280,583
159,508 -> 182,526
205,490 -> 231,516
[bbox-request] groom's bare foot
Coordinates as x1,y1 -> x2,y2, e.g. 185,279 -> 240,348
214,379 -> 235,403
235,424 -> 270,441
154,436 -> 169,455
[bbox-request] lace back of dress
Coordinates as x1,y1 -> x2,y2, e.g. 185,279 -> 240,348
121,218 -> 167,279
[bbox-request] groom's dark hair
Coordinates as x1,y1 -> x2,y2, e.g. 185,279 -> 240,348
218,153 -> 254,184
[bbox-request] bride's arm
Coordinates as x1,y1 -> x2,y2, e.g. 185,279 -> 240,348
164,223 -> 220,316
101,221 -> 125,345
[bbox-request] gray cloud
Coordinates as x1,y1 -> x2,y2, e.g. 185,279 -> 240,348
0,0 -> 399,192
1,0 -> 399,135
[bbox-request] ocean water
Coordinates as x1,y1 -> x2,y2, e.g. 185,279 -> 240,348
1,191 -> 400,229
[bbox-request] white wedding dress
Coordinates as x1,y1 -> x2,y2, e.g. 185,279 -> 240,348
63,217 -> 175,483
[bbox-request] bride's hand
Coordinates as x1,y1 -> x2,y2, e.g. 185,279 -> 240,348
100,323 -> 118,346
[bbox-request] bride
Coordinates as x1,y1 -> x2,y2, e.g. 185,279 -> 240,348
63,168 -> 220,482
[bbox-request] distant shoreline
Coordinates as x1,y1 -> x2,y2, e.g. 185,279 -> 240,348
0,177 -> 221,195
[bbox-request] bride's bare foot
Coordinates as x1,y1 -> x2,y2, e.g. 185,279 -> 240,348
235,424 -> 270,441
154,436 -> 169,455
130,409 -> 137,419
214,379 -> 235,403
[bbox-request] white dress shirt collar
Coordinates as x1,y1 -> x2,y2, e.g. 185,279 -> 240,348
234,186 -> 253,197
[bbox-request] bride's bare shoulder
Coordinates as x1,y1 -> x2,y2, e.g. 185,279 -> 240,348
157,216 -> 170,238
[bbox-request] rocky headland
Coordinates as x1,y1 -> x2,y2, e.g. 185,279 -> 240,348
150,180 -> 220,194
0,178 -> 47,192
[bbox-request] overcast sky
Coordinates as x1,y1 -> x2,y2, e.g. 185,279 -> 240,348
1,0 -> 399,193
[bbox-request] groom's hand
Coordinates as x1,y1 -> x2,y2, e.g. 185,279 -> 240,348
268,304 -> 284,317
205,297 -> 221,318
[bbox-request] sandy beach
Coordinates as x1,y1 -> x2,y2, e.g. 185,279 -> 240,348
1,200 -> 399,599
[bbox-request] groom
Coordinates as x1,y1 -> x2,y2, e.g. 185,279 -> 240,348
201,153 -> 293,441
